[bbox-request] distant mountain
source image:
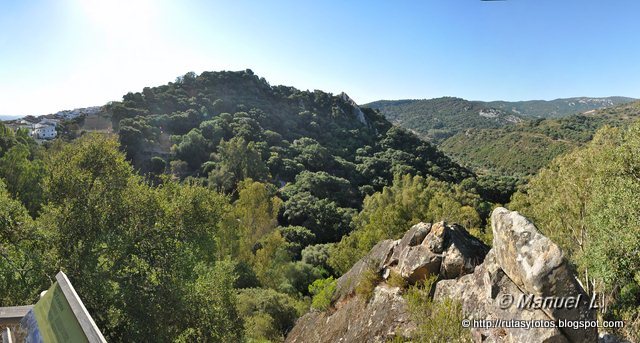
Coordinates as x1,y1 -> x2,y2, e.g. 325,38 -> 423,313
485,96 -> 636,118
364,96 -> 636,143
0,115 -> 22,121
439,101 -> 640,176
363,97 -> 524,143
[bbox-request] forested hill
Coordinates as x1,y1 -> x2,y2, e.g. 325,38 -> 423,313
365,96 -> 635,143
363,97 -> 524,143
485,96 -> 636,118
107,69 -> 471,192
440,101 -> 640,176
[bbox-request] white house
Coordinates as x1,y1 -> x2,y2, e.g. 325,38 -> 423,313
39,118 -> 60,127
31,123 -> 57,139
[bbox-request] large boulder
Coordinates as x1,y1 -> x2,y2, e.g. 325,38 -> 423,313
439,223 -> 490,279
435,208 -> 598,342
434,250 -> 568,343
389,221 -> 489,282
490,208 -> 597,342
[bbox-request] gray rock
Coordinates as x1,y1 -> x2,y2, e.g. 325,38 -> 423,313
435,250 -> 568,343
491,207 -> 597,343
333,239 -> 397,303
397,245 -> 442,283
285,285 -> 414,343
422,221 -> 445,253
439,223 -> 490,279
388,222 -> 431,267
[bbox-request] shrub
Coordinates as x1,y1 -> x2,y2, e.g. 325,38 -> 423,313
386,270 -> 408,289
404,275 -> 472,342
355,268 -> 382,302
309,277 -> 337,311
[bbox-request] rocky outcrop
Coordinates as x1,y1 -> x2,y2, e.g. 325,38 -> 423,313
433,208 -> 597,342
286,208 -> 599,343
339,92 -> 368,126
286,221 -> 488,343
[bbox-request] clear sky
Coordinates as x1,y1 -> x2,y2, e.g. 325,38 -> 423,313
1,0 -> 639,116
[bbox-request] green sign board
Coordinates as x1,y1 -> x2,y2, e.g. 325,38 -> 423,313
19,272 -> 106,343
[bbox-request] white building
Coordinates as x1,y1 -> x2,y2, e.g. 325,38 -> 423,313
39,118 -> 60,127
31,123 -> 57,139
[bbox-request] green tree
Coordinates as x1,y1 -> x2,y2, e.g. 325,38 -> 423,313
0,144 -> 45,215
237,288 -> 306,341
39,134 -> 242,342
253,231 -> 292,290
232,179 -> 282,262
173,129 -> 209,170
208,137 -> 269,193
0,180 -> 52,305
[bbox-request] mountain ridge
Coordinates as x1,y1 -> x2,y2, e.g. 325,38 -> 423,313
364,96 -> 636,143
363,97 -> 525,143
440,101 -> 640,175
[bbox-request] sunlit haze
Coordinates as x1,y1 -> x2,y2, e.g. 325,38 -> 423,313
1,0 -> 639,116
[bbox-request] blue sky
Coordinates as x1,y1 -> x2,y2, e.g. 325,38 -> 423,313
1,0 -> 639,116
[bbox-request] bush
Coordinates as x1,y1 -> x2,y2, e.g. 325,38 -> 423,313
237,288 -> 306,341
149,156 -> 166,174
355,268 -> 382,302
404,275 -> 472,342
386,270 -> 407,289
301,243 -> 332,272
309,277 -> 337,311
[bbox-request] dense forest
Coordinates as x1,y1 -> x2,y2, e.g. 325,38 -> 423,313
0,70 -> 638,341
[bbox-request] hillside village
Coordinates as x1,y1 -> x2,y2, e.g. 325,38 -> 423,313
1,106 -> 103,141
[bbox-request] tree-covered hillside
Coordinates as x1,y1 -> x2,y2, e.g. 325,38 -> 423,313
365,96 -> 635,144
486,96 -> 636,118
108,70 -> 471,187
364,97 -> 523,143
440,101 -> 640,176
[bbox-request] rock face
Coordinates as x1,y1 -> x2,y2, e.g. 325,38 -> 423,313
285,208 -> 598,343
285,285 -> 414,343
